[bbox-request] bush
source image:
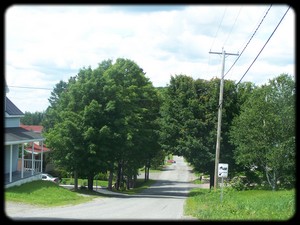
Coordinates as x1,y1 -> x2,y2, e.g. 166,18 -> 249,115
230,176 -> 251,191
95,172 -> 108,181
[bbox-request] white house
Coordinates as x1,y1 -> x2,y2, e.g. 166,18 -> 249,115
4,83 -> 46,188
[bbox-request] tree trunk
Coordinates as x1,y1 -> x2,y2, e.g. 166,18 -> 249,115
144,166 -> 147,181
88,174 -> 94,191
209,171 -> 214,190
146,166 -> 150,180
132,174 -> 137,188
126,176 -> 130,190
74,170 -> 78,191
265,167 -> 277,191
116,162 -> 122,190
108,170 -> 113,191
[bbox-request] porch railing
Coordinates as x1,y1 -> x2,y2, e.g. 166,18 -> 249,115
22,159 -> 42,173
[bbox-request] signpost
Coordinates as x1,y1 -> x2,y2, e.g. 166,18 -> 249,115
218,163 -> 228,202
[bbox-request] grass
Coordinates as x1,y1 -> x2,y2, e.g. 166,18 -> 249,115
5,180 -> 96,207
184,187 -> 296,221
60,178 -> 108,187
5,177 -> 158,206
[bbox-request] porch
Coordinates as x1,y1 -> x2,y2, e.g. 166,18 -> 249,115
4,171 -> 42,188
5,159 -> 44,188
5,127 -> 46,188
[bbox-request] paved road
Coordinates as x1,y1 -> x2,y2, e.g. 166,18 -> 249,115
5,156 -> 208,221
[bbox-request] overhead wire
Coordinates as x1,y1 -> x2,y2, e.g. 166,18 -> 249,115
207,7 -> 227,77
223,4 -> 273,79
210,7 -> 227,51
8,85 -> 53,90
223,6 -> 242,47
235,6 -> 290,86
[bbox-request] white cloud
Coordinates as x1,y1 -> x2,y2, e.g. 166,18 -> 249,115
5,4 -> 295,112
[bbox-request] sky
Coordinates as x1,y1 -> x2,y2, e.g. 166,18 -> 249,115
4,4 -> 295,113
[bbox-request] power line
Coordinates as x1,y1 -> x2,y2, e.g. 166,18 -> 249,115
8,85 -> 52,90
207,7 -> 227,78
223,4 -> 273,79
223,6 -> 242,47
236,6 -> 290,86
210,7 -> 227,51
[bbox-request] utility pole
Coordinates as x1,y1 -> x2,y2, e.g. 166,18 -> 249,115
209,47 -> 239,191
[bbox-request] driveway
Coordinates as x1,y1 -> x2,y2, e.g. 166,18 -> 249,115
5,156 -> 208,221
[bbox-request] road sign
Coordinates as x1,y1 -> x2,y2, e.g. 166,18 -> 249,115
218,163 -> 228,178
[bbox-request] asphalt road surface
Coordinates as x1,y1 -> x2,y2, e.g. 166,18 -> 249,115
5,156 -> 208,221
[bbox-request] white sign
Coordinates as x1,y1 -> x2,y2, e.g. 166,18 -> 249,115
218,163 -> 228,178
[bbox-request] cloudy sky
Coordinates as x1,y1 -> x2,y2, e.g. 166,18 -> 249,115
5,4 -> 295,113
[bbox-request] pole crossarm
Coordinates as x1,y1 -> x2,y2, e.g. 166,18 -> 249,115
209,48 -> 239,191
209,50 -> 239,56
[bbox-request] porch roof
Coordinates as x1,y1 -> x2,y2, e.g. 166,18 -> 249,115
25,143 -> 51,154
5,127 -> 45,145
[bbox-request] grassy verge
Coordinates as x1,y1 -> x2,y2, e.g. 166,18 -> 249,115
5,178 -> 157,206
5,166 -> 163,206
60,178 -> 108,187
184,188 -> 295,221
5,180 -> 96,207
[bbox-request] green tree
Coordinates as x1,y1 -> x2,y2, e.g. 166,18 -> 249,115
44,63 -> 110,190
44,58 -> 162,191
159,75 -> 245,185
45,111 -> 84,190
21,111 -> 45,125
229,74 -> 295,190
42,79 -> 73,132
102,58 -> 161,189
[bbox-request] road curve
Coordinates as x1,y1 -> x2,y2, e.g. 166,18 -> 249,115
5,156 -> 207,221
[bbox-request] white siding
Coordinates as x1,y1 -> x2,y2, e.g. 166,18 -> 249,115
5,145 -> 19,173
5,117 -> 20,128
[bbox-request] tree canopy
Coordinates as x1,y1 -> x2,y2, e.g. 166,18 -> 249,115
44,58 -> 162,190
229,74 -> 295,190
42,57 -> 295,192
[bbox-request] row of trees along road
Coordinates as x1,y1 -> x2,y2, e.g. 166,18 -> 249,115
42,58 -> 295,191
43,59 -> 162,191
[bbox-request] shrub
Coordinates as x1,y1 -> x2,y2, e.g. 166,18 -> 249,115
230,176 -> 250,191
95,172 -> 108,181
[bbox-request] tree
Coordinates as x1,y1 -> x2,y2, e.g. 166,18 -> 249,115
229,74 -> 295,190
44,58 -> 162,191
159,75 -> 244,184
45,111 -> 84,190
21,111 -> 45,125
44,64 -> 110,190
48,80 -> 68,108
101,58 -> 161,189
42,79 -> 72,132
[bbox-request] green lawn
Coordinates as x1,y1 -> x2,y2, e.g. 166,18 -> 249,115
184,188 -> 295,221
60,178 -> 108,187
5,180 -> 96,207
5,178 -> 157,207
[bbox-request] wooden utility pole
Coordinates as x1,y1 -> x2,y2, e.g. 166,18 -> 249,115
209,48 -> 239,191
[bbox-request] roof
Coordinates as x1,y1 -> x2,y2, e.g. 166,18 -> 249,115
20,124 -> 43,133
25,143 -> 50,154
5,127 -> 45,145
5,97 -> 24,116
